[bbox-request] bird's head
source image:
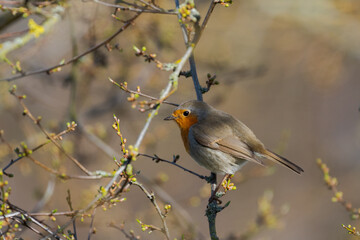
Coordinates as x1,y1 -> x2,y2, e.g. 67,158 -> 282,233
164,100 -> 211,129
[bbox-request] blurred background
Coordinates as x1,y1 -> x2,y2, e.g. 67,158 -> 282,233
1,0 -> 360,239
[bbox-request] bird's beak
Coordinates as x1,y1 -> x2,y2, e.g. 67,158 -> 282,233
164,115 -> 175,121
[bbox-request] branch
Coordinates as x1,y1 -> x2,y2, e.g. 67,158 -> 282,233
174,0 -> 203,101
3,125 -> 75,176
206,173 -> 218,240
0,13 -> 141,82
10,89 -> 94,176
0,210 -> 79,220
174,2 -> 225,239
87,209 -> 96,240
7,203 -> 62,239
133,181 -> 170,240
138,153 -> 206,180
0,130 -> 13,154
131,45 -> 194,150
201,0 -> 218,34
93,0 -> 177,15
0,29 -> 28,40
188,55 -> 203,101
27,155 -> 109,180
78,41 -> 197,238
0,6 -> 64,68
342,224 -> 360,237
317,158 -> 360,218
78,123 -> 201,237
108,222 -> 140,239
109,78 -> 179,107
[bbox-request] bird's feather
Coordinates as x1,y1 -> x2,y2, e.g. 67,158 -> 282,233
217,136 -> 264,166
263,149 -> 304,174
191,122 -> 264,166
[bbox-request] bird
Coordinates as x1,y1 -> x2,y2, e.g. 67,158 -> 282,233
164,100 -> 303,176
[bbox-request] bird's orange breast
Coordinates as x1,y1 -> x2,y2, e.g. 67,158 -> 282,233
173,111 -> 198,153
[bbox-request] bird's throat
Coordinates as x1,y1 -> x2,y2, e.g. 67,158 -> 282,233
176,115 -> 198,153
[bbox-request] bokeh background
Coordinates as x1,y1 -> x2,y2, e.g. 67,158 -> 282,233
1,0 -> 360,239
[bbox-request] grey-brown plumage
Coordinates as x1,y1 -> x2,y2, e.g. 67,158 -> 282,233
166,100 -> 304,175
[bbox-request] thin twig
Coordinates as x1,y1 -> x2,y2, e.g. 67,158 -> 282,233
317,159 -> 360,218
84,36 -> 197,239
174,0 -> 189,44
78,123 -> 201,237
65,189 -> 79,240
47,13 -> 145,233
0,29 -> 28,40
1,13 -> 141,82
0,6 -> 61,62
83,159 -> 130,211
109,78 -> 179,106
108,222 -> 140,239
18,220 -> 45,238
3,141 -> 46,175
50,168 -> 129,239
73,219 -> 78,240
87,209 -> 96,240
27,155 -> 107,180
0,130 -> 13,154
0,210 -> 78,220
8,203 -> 62,240
136,0 -> 162,11
132,47 -> 193,148
200,0 -> 218,36
41,5 -> 200,237
3,124 -> 71,174
93,0 -> 176,15
174,0 -> 203,101
10,92 -> 93,176
161,45 -> 194,102
132,181 -> 170,240
138,153 -> 206,180
26,155 -> 60,175
6,91 -> 115,179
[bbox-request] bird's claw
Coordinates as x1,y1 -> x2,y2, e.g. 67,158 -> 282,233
204,174 -> 216,184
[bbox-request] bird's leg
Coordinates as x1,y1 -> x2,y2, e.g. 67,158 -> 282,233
205,172 -> 217,184
208,173 -> 230,204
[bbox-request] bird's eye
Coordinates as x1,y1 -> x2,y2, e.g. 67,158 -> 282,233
183,110 -> 190,116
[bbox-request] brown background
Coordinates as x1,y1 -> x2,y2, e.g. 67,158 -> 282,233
1,0 -> 360,239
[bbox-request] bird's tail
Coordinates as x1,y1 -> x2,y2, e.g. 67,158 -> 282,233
264,149 -> 304,174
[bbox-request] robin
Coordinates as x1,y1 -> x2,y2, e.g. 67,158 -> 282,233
164,100 -> 303,177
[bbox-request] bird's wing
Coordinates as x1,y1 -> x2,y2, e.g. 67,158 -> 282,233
191,121 -> 264,166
